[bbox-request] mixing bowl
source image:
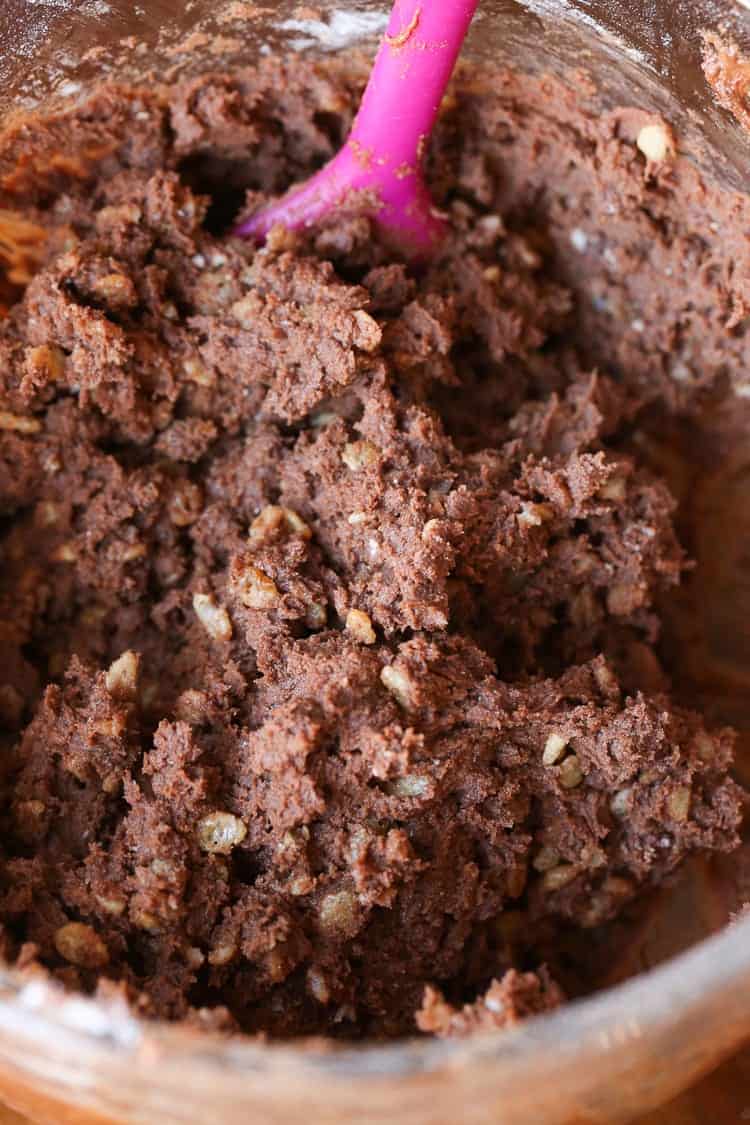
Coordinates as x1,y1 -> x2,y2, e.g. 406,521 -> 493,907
0,2 -> 749,1122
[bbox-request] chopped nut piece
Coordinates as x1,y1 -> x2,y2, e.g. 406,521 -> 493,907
636,121 -> 675,164
532,846 -> 560,873
517,502 -> 554,528
307,965 -> 331,1004
0,411 -> 40,434
249,505 -> 311,543
265,223 -> 299,253
610,787 -> 632,817
559,755 -> 584,789
96,203 -> 141,230
278,506 -> 310,537
150,858 -> 177,879
231,292 -> 261,329
607,583 -> 640,616
96,895 -> 126,916
477,213 -> 503,237
345,608 -> 376,645
347,511 -> 369,526
342,440 -> 379,471
569,550 -> 596,577
515,239 -> 542,269
310,410 -> 338,428
168,481 -> 203,527
667,786 -> 691,822
25,343 -> 66,382
51,542 -> 77,563
580,844 -> 607,869
54,922 -> 108,969
105,650 -> 139,701
380,663 -> 415,709
232,564 -> 280,610
542,732 -> 568,766
604,875 -> 633,897
421,518 -> 445,543
197,811 -> 248,854
386,774 -> 430,798
281,830 -> 310,858
193,593 -> 233,641
174,689 -> 208,724
185,946 -> 205,968
208,942 -> 237,967
17,798 -> 45,818
592,660 -> 620,697
183,357 -> 215,386
289,875 -> 315,897
90,714 -> 126,740
263,947 -> 288,983
542,863 -> 579,891
121,542 -> 147,562
598,474 -> 627,502
582,876 -> 634,926
365,535 -> 380,561
92,271 -> 137,307
131,909 -> 161,933
351,309 -> 382,351
305,601 -> 327,629
34,500 -> 61,527
318,889 -> 360,939
102,771 -> 121,795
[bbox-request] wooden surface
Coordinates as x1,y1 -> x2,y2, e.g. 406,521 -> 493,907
0,1045 -> 747,1125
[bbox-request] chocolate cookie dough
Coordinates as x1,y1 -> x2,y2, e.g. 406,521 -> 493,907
0,56 -> 744,1039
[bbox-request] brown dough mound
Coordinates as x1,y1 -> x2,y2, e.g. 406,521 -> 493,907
0,58 -> 743,1038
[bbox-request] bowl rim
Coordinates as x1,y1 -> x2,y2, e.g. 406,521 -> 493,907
0,909 -> 748,1080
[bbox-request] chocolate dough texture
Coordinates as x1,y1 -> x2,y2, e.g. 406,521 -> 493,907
0,57 -> 744,1040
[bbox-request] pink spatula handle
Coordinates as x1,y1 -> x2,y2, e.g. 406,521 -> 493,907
236,0 -> 479,256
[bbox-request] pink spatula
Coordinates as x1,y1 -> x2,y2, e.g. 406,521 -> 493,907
236,0 -> 479,257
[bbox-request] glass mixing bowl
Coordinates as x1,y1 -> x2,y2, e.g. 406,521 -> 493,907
0,2 -> 749,1122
